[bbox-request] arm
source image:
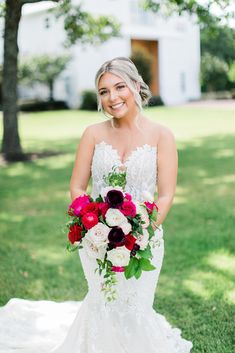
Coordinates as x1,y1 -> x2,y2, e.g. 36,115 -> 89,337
70,126 -> 95,201
154,127 -> 178,227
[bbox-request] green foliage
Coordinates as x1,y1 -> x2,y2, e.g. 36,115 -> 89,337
130,50 -> 152,86
201,53 -> 229,92
142,0 -> 235,28
79,90 -> 97,111
228,61 -> 235,84
19,54 -> 71,101
103,166 -> 127,189
201,25 -> 235,65
56,0 -> 120,47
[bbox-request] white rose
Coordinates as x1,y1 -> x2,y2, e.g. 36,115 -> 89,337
83,238 -> 106,260
136,229 -> 149,250
100,186 -> 123,199
136,204 -> 150,228
86,222 -> 109,246
105,208 -> 127,227
142,190 -> 154,202
107,246 -> 130,267
119,221 -> 132,235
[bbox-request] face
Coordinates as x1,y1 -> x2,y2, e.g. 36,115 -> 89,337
98,72 -> 139,119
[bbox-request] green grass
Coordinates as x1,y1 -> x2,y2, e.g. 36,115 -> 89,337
0,107 -> 235,353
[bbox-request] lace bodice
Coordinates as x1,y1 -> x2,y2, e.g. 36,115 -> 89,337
91,141 -> 157,202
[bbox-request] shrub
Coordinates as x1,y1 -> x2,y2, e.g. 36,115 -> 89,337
80,90 -> 97,111
19,99 -> 68,112
130,50 -> 152,86
148,95 -> 164,107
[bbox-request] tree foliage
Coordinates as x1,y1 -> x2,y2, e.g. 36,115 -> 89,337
142,0 -> 235,28
19,54 -> 71,101
55,0 -> 120,47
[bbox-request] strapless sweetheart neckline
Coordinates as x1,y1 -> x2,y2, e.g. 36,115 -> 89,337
94,140 -> 157,166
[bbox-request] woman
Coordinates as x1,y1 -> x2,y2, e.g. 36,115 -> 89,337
0,57 -> 192,353
51,57 -> 192,352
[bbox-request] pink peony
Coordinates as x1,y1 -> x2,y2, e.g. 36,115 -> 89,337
124,193 -> 132,201
81,212 -> 99,230
68,194 -> 90,217
121,201 -> 136,217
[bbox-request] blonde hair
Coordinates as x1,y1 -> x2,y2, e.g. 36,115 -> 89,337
95,57 -> 152,114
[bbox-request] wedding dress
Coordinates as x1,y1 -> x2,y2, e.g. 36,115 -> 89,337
0,141 -> 193,353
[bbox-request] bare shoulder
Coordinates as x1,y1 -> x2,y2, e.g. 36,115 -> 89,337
81,120 -> 109,144
144,118 -> 175,146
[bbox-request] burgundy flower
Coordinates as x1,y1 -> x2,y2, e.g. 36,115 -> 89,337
108,227 -> 125,247
105,190 -> 124,208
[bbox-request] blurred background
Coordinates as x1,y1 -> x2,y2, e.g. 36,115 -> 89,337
0,1 -> 234,352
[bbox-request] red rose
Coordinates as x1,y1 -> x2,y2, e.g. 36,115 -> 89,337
80,202 -> 99,216
81,212 -> 99,229
68,224 -> 83,244
98,202 -> 109,218
144,201 -> 158,213
124,234 -> 136,251
121,201 -> 136,217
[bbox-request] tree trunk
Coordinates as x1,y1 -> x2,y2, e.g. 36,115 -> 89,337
49,79 -> 54,102
1,0 -> 25,161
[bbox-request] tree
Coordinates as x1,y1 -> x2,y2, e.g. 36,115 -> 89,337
19,54 -> 71,101
201,53 -> 229,92
1,0 -> 120,161
142,0 -> 235,28
200,25 -> 235,91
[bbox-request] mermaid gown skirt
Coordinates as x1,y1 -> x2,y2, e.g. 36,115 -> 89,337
0,141 -> 193,352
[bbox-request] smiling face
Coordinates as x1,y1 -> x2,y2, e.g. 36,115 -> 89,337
98,72 -> 139,119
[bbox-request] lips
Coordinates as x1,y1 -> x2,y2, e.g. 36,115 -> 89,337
110,102 -> 125,110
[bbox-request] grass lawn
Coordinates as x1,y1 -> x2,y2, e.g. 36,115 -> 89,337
0,106 -> 235,353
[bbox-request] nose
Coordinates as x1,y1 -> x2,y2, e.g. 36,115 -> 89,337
109,89 -> 118,102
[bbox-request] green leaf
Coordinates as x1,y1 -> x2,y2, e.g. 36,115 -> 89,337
139,258 -> 156,271
124,257 -> 139,279
150,207 -> 157,222
137,244 -> 152,259
134,266 -> 142,279
147,225 -> 154,238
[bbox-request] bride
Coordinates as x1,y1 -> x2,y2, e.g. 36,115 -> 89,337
0,57 -> 192,353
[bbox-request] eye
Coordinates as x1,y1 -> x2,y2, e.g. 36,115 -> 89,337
116,84 -> 126,90
99,90 -> 107,96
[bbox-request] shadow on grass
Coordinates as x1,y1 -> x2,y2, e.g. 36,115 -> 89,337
0,134 -> 235,353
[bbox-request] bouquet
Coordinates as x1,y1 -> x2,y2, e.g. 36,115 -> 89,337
65,168 -> 160,301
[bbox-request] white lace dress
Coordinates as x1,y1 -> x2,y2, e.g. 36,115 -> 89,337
0,141 -> 193,353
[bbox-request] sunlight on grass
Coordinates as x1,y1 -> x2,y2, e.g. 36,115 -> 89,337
34,248 -> 68,265
207,251 -> 235,276
0,212 -> 25,223
214,149 -> 235,158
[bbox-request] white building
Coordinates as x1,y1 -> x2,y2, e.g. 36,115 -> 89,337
1,0 -> 201,107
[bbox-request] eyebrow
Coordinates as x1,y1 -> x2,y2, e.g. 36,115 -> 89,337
98,81 -> 126,92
